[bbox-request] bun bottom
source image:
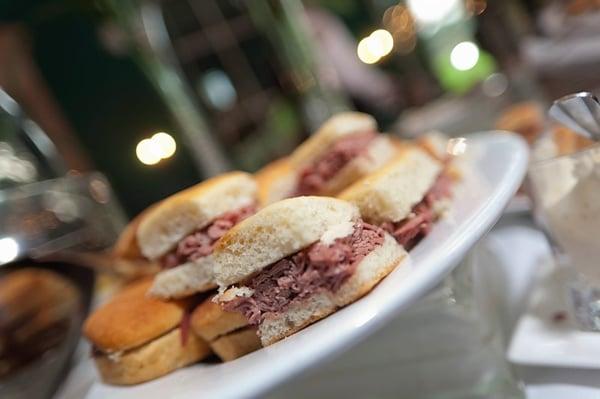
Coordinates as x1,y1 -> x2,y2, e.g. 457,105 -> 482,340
210,327 -> 262,361
94,328 -> 211,385
258,234 -> 406,346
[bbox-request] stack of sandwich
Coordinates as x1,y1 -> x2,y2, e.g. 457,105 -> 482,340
83,112 -> 458,385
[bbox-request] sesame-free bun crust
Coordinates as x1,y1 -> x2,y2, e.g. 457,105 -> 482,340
137,172 -> 257,260
83,279 -> 192,352
230,233 -> 405,346
339,147 -> 442,224
289,112 -> 377,170
210,327 -> 262,361
254,157 -> 295,206
213,196 -> 359,287
113,202 -> 160,260
93,327 -> 210,385
190,297 -> 249,341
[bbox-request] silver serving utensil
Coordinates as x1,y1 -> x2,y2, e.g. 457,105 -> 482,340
549,92 -> 600,140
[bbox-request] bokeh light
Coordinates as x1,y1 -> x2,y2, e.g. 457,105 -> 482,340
0,237 -> 19,264
136,132 -> 177,166
136,138 -> 162,165
152,132 -> 177,158
450,41 -> 480,71
369,29 -> 394,57
383,5 -> 416,55
357,37 -> 381,64
357,29 -> 395,64
407,0 -> 462,26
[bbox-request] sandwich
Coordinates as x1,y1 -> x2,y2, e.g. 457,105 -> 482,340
213,196 -> 406,346
257,112 -> 397,204
136,171 -> 258,299
190,298 -> 261,361
339,146 -> 452,249
83,278 -> 211,385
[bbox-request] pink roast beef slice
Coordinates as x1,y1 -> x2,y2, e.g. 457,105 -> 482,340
294,131 -> 377,196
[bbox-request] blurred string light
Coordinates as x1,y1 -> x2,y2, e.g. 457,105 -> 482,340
450,41 -> 480,71
136,132 -> 177,166
0,237 -> 19,264
407,0 -> 463,27
382,5 -> 417,54
357,29 -> 394,64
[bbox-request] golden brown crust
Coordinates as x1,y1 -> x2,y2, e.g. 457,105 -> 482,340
254,157 -> 294,206
113,208 -> 150,260
94,328 -> 211,385
495,102 -> 544,145
210,328 -> 262,361
389,136 -> 411,152
190,297 -> 249,341
83,279 -> 193,352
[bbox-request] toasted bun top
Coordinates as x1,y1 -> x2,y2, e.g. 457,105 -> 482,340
254,157 -> 295,206
113,202 -> 160,260
339,147 -> 442,224
416,131 -> 450,162
213,196 -> 359,287
83,278 -> 191,352
289,112 -> 377,170
137,172 -> 257,260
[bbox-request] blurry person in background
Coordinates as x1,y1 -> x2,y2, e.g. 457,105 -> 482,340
302,4 -> 405,120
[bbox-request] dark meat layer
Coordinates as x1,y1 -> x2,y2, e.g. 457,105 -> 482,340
223,222 -> 385,325
380,172 -> 452,250
294,131 -> 377,195
161,204 -> 256,269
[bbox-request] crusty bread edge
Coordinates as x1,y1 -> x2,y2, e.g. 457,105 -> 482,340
93,328 -> 210,385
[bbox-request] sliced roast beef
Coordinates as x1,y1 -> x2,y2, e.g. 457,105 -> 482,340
294,131 -> 377,195
380,172 -> 452,250
161,204 -> 256,269
223,222 -> 385,325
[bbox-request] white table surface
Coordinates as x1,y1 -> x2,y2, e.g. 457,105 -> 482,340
486,213 -> 600,399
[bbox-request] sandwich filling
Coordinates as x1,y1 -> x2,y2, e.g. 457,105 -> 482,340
295,131 -> 376,195
380,172 -> 452,250
161,204 -> 256,269
223,221 -> 384,325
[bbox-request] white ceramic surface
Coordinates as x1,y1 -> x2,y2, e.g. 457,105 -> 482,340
509,255 -> 600,369
86,132 -> 528,399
